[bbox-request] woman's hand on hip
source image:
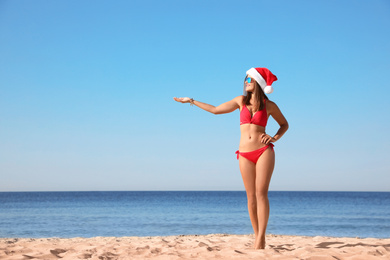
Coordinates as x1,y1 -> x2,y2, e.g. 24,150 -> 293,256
260,133 -> 276,145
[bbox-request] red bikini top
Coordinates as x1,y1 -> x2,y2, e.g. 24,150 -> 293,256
240,100 -> 268,127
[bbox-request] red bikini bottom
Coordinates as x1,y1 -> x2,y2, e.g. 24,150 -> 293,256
235,143 -> 274,164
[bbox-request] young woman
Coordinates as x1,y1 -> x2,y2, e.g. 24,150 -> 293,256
173,67 -> 289,249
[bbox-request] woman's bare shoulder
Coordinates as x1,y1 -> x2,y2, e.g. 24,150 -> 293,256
266,100 -> 284,114
266,99 -> 278,110
233,95 -> 245,107
234,95 -> 245,102
266,99 -> 276,105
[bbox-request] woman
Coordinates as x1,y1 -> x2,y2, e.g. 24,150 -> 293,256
173,67 -> 289,249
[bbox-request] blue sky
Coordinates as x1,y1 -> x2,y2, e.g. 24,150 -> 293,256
1,0 -> 389,191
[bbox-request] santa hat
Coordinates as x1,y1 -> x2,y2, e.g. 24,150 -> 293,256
246,67 -> 278,94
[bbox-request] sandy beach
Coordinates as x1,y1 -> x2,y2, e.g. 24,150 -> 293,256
1,234 -> 389,260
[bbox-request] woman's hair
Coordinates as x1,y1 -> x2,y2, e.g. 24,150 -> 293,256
243,76 -> 269,111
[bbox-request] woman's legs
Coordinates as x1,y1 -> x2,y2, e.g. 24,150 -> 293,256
239,157 -> 258,240
254,147 -> 275,249
239,147 -> 275,249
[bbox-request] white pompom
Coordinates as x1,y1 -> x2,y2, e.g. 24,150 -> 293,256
264,85 -> 274,94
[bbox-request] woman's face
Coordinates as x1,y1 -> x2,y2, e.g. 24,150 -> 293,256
245,75 -> 256,93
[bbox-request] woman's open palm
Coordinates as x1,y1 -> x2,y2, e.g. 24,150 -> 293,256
173,97 -> 191,103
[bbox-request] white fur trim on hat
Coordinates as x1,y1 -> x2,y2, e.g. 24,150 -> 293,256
246,67 -> 267,92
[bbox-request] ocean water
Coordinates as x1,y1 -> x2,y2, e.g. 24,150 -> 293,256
0,191 -> 389,238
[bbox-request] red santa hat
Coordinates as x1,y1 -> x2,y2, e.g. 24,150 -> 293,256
246,67 -> 278,94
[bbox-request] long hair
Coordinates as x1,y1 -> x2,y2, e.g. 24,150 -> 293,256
243,76 -> 268,111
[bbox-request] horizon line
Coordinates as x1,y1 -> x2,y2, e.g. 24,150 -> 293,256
1,190 -> 389,193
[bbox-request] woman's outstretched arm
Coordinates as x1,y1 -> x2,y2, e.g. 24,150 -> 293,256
173,96 -> 242,115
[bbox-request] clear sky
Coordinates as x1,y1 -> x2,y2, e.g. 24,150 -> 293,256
1,0 -> 389,192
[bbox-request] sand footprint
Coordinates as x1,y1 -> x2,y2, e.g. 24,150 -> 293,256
268,244 -> 294,252
135,245 -> 150,255
97,251 -> 119,260
150,247 -> 162,254
50,248 -> 67,258
315,242 -> 344,249
198,242 -> 220,252
78,253 -> 93,259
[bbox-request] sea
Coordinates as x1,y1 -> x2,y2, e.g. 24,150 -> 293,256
0,191 -> 389,239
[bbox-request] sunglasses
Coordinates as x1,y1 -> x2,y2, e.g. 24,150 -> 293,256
245,77 -> 254,83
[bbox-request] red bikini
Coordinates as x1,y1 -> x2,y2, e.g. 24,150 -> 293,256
240,104 -> 268,127
236,144 -> 274,164
236,100 -> 274,164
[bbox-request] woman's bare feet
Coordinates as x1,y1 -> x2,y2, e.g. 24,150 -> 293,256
254,235 -> 266,249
